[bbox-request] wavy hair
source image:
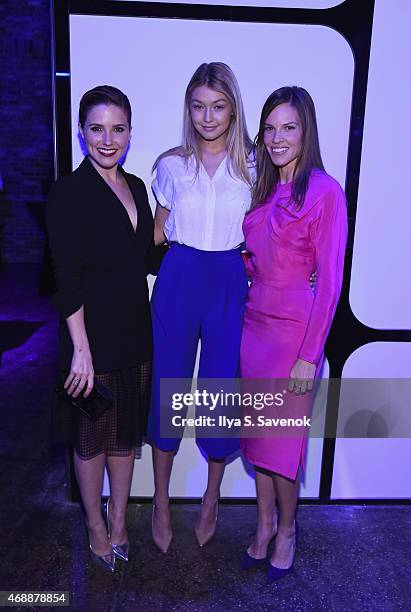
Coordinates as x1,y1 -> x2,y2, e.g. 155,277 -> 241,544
153,62 -> 253,185
251,86 -> 324,210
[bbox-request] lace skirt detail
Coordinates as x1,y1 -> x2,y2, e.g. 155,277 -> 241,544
55,362 -> 151,460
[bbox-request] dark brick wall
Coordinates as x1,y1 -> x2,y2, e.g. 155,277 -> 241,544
0,0 -> 53,264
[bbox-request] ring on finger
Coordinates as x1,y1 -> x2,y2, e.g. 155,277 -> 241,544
73,378 -> 80,386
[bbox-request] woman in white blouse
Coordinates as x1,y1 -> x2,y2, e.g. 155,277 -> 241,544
146,62 -> 254,552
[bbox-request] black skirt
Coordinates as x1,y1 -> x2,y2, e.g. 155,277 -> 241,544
54,362 -> 151,460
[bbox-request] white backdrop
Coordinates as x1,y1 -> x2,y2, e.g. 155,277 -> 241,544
333,342 -> 411,499
338,0 -> 411,497
70,16 -> 353,191
350,0 -> 411,329
68,1 -> 411,500
69,13 -> 353,498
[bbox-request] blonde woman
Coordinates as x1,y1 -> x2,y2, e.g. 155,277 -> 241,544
146,62 -> 253,552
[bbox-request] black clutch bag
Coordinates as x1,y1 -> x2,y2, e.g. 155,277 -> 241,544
55,378 -> 113,422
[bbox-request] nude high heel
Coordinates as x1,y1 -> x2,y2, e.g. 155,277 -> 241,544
194,497 -> 218,548
152,502 -> 173,554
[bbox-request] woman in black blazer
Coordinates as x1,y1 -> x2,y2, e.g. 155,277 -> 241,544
47,86 -> 155,572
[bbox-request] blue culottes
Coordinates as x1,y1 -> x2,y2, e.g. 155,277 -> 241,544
146,243 -> 248,459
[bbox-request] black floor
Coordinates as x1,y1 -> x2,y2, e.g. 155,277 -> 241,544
0,265 -> 410,611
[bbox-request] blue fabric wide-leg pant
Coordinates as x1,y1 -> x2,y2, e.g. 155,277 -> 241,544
146,243 -> 248,459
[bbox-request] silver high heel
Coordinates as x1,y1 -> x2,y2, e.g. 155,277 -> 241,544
89,545 -> 116,573
102,498 -> 130,562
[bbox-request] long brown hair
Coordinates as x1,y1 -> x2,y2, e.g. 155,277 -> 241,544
153,62 -> 253,186
251,86 -> 324,209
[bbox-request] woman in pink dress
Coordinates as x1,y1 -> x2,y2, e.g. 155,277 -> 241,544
240,86 -> 347,581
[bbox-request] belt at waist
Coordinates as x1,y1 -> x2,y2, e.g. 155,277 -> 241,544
170,242 -> 243,259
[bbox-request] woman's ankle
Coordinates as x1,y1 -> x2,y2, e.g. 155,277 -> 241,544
153,496 -> 170,509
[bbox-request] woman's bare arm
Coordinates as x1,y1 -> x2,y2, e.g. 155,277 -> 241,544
154,202 -> 170,246
65,306 -> 94,398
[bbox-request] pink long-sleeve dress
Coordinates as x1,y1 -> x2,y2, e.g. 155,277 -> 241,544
240,169 -> 348,479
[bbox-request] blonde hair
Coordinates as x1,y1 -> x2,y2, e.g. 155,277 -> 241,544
153,62 -> 253,185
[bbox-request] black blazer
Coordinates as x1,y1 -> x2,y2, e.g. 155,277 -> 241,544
46,157 -> 158,374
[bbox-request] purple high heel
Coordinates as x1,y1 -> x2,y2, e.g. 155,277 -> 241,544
241,517 -> 278,570
267,520 -> 299,583
241,550 -> 269,570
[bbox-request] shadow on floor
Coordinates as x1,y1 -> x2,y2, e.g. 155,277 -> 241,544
0,265 -> 410,611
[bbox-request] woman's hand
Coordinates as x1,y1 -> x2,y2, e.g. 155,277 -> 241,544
288,358 -> 316,395
241,250 -> 253,279
309,270 -> 317,289
64,306 -> 94,398
64,347 -> 94,398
